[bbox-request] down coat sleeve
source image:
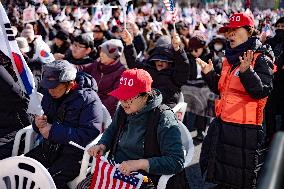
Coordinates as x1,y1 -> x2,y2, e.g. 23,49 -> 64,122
172,48 -> 190,86
47,94 -> 102,147
202,70 -> 221,95
123,44 -> 144,69
239,54 -> 274,99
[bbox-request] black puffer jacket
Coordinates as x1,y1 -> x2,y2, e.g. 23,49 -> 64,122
0,65 -> 31,139
266,32 -> 284,108
200,37 -> 274,189
124,44 -> 189,107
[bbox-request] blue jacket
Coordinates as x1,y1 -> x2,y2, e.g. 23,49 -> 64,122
33,72 -> 103,149
98,90 -> 184,175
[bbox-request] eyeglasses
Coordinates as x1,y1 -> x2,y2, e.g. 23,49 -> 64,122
72,42 -> 87,49
120,95 -> 141,105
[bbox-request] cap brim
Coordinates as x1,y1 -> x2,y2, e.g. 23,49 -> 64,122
108,87 -> 138,101
40,78 -> 60,89
149,54 -> 173,63
219,25 -> 241,33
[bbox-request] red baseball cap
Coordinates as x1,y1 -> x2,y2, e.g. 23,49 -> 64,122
219,12 -> 254,33
109,69 -> 153,100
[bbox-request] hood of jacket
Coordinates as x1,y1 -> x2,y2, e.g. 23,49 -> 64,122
147,45 -> 174,66
252,37 -> 275,69
128,89 -> 162,118
75,71 -> 98,92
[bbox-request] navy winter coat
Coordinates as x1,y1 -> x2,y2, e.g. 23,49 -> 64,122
33,72 -> 103,150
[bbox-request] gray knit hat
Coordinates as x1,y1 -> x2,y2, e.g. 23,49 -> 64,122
99,39 -> 124,60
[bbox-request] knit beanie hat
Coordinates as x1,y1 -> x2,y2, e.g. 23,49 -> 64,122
99,39 -> 124,60
188,34 -> 206,51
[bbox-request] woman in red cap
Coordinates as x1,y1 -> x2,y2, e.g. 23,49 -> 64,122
197,12 -> 274,189
76,68 -> 188,189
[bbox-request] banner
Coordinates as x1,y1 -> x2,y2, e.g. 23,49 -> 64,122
23,6 -> 37,23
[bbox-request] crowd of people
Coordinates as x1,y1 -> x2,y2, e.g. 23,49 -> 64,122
0,0 -> 283,188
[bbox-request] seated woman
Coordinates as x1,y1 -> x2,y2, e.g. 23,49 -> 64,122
76,69 -> 188,189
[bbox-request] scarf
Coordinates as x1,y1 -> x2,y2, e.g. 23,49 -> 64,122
225,37 -> 255,66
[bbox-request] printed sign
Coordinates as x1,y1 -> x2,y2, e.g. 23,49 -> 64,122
23,6 -> 37,23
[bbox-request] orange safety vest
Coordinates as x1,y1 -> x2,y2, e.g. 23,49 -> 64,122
215,53 -> 267,126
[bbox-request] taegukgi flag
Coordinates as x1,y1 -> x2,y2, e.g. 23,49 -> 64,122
0,2 -> 43,115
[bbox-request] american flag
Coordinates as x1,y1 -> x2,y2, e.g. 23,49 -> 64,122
90,156 -> 143,189
126,2 -> 136,24
163,0 -> 178,23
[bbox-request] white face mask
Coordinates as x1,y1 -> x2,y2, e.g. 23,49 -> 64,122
214,43 -> 223,51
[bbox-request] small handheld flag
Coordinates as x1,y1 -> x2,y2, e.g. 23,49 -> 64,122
119,0 -> 128,29
0,2 -> 43,115
90,156 -> 144,189
163,0 -> 178,32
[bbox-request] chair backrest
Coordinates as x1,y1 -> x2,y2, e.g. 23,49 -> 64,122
178,92 -> 184,103
102,105 -> 112,132
172,102 -> 188,122
0,156 -> 56,189
178,121 -> 194,168
156,121 -> 194,189
12,125 -> 38,156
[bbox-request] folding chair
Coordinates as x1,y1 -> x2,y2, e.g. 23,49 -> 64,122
0,156 -> 56,189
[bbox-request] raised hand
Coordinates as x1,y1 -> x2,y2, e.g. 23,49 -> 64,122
172,32 -> 181,51
239,50 -> 253,73
120,28 -> 133,46
196,58 -> 214,74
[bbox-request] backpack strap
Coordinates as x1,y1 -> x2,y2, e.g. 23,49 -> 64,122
108,107 -> 127,160
144,104 -> 170,158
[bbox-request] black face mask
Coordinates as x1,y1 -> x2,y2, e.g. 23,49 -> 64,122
275,29 -> 284,41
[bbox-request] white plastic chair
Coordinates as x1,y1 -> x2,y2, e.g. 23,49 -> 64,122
0,156 -> 56,189
12,92 -> 44,156
172,92 -> 188,122
156,121 -> 194,189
